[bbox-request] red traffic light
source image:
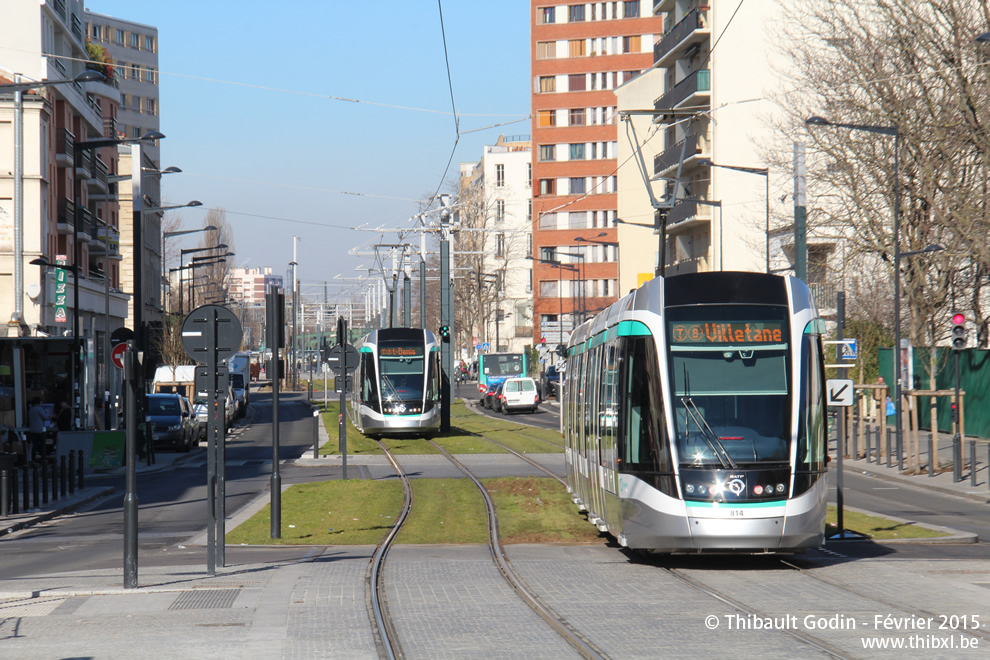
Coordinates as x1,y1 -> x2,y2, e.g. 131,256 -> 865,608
952,313 -> 965,325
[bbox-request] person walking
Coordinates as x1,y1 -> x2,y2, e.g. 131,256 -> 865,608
27,397 -> 48,462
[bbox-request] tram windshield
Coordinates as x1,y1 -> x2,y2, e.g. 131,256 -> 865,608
379,340 -> 425,402
667,305 -> 791,467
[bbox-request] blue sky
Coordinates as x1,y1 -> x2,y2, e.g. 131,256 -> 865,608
89,0 -> 531,286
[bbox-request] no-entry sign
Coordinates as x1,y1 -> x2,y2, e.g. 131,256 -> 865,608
111,342 -> 128,369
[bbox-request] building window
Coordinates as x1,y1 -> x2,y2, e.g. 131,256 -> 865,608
131,32 -> 140,48
131,63 -> 140,80
569,39 -> 586,57
495,163 -> 505,187
539,212 -> 558,230
116,29 -> 124,44
568,74 -> 586,92
537,41 -> 556,59
90,24 -> 101,40
147,98 -> 156,115
495,199 -> 506,222
570,143 -> 585,160
570,178 -> 586,195
145,35 -> 155,52
496,233 -> 506,257
569,212 -> 588,229
569,108 -> 586,126
540,280 -> 559,298
624,70 -> 640,83
624,1 -> 640,18
540,6 -> 555,24
538,109 -> 556,127
527,163 -> 532,188
528,200 -> 533,222
569,4 -> 585,22
539,144 -> 556,162
144,67 -> 155,83
623,35 -> 641,53
539,179 -> 556,196
539,76 -> 556,93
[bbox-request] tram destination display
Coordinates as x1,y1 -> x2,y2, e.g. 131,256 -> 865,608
669,320 -> 785,345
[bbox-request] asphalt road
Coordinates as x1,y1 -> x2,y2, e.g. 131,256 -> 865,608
0,391 -> 325,580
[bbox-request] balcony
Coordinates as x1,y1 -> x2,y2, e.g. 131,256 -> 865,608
56,128 -> 75,168
654,0 -> 675,14
654,69 -> 710,111
666,199 -> 715,231
654,133 -> 703,176
77,206 -> 94,242
88,156 -> 109,193
809,282 -> 837,309
75,147 -> 92,181
654,6 -> 711,68
57,198 -> 75,234
514,325 -> 534,338
666,254 -> 710,276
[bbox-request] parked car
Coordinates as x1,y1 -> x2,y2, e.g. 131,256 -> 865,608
541,365 -> 561,400
500,377 -> 541,414
230,372 -> 248,419
146,393 -> 194,452
193,384 -> 237,441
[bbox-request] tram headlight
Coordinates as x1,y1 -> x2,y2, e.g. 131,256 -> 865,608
765,485 -> 773,495
776,483 -> 786,494
697,485 -> 707,495
685,484 -> 695,494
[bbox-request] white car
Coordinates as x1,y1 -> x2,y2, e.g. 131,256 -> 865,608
499,377 -> 541,414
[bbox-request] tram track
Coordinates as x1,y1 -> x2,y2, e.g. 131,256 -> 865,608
426,439 -> 607,660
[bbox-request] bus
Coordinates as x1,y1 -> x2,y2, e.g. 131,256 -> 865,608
477,352 -> 528,401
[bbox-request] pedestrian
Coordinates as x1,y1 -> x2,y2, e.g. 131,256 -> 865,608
27,397 -> 48,461
56,400 -> 72,431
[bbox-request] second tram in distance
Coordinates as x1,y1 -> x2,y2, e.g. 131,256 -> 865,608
349,327 -> 441,438
561,271 -> 828,553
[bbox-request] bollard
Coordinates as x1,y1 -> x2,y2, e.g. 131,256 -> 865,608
68,451 -> 75,495
313,408 -> 320,459
927,433 -> 934,477
34,461 -> 42,508
21,465 -> 29,512
853,420 -> 859,461
885,427 -> 891,468
1,469 -> 8,518
41,461 -> 48,504
60,455 -> 67,497
49,458 -> 57,501
78,450 -> 85,490
11,467 -> 19,515
971,441 -> 977,488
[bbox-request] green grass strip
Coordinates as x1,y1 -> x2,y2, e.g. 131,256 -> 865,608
826,505 -> 950,539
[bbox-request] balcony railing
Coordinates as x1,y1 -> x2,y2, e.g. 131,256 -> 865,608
51,0 -> 67,21
57,128 -> 75,162
75,148 -> 92,180
654,69 -> 710,111
57,198 -> 75,231
666,199 -> 714,228
654,7 -> 706,64
654,133 -> 699,175
809,282 -> 837,308
89,156 -> 109,192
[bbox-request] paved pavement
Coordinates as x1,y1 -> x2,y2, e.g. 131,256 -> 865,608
1,411 -> 988,658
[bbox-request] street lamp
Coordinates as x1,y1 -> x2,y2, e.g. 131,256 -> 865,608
696,158 -> 771,273
179,244 -> 228,314
805,115 -> 903,461
68,129 -> 163,429
162,219 -> 213,313
2,70 -> 104,336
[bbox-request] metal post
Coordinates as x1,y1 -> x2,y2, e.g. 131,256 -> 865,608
439,199 -> 452,433
928,433 -> 934,477
268,285 -> 282,538
970,440 -> 977,487
11,467 -> 19,515
123,341 -> 139,589
403,273 -> 411,328
60,455 -> 67,496
953,350 -> 961,483
885,427 -> 891,468
313,407 -> 319,459
337,317 -> 347,480
1,469 -> 8,517
420,257 -> 427,328
38,459 -> 45,506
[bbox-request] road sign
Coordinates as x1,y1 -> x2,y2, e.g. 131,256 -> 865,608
327,343 -> 359,375
482,342 -> 490,351
111,342 -> 128,369
841,339 -> 857,360
181,305 -> 243,364
827,378 -> 854,407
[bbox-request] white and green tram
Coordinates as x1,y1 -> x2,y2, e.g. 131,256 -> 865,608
561,272 -> 828,553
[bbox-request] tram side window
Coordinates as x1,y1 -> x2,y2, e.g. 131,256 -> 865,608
619,337 -> 673,487
795,329 -> 826,494
361,353 -> 380,412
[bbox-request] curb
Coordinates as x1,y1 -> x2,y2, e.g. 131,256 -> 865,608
826,504 -> 978,545
1,486 -> 115,537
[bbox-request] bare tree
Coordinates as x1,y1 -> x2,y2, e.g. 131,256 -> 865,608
193,208 -> 235,307
770,0 -> 990,353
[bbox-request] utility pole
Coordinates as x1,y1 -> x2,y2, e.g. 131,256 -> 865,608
793,142 -> 808,282
439,195 -> 454,433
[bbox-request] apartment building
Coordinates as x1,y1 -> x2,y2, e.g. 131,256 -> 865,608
458,135 -> 533,355
645,0 -> 785,277
0,0 -> 133,426
229,267 -> 275,306
530,1 -> 662,343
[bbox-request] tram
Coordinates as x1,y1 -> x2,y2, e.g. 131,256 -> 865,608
349,328 -> 442,437
561,272 -> 828,553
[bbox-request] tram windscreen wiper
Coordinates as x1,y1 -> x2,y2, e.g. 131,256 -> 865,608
680,396 -> 737,469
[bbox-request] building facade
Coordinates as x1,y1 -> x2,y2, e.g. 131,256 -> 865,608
530,1 -> 662,344
459,135 -> 533,356
229,267 -> 274,306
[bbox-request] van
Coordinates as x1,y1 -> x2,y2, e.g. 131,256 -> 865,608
499,377 -> 540,414
227,352 -> 251,418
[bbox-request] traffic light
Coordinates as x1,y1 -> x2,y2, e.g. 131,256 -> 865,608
951,313 -> 967,351
439,325 -> 450,342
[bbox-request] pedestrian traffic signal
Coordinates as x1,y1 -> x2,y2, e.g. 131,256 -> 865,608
439,325 -> 450,342
951,313 -> 967,351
